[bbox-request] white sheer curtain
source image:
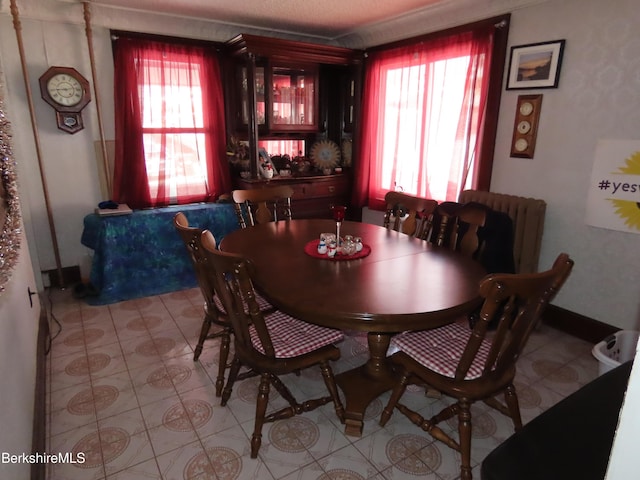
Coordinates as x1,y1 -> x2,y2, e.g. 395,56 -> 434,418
354,28 -> 495,210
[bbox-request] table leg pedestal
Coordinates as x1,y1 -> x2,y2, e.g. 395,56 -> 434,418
336,332 -> 396,437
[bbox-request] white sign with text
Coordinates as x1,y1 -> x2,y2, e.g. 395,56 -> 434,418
585,139 -> 640,234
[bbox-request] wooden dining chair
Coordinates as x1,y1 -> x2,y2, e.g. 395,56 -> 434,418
379,253 -> 574,480
200,229 -> 346,458
383,191 -> 438,240
231,185 -> 295,228
434,201 -> 488,257
173,212 -> 274,395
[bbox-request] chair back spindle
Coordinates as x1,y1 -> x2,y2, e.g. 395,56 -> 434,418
383,191 -> 437,240
173,212 -> 235,395
173,212 -> 217,310
232,185 -> 294,228
435,202 -> 488,258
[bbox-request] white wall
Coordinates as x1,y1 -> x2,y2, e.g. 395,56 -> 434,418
0,229 -> 41,480
0,0 -> 637,330
0,37 -> 41,480
0,3 -> 107,283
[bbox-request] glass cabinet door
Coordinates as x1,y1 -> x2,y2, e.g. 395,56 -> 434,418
271,67 -> 317,130
238,64 -> 318,132
240,66 -> 266,127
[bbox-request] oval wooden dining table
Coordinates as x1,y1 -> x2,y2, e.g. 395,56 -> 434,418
219,218 -> 486,436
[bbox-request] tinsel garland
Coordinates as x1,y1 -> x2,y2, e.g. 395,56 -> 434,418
0,86 -> 22,295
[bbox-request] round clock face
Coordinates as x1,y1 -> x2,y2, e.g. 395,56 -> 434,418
517,120 -> 531,134
514,138 -> 529,152
47,74 -> 84,107
519,102 -> 534,116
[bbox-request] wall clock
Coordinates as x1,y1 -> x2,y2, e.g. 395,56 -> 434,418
39,66 -> 91,134
510,94 -> 542,158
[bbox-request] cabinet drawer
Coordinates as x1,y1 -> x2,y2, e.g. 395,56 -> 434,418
286,177 -> 348,199
289,182 -> 312,199
309,178 -> 349,198
234,175 -> 350,210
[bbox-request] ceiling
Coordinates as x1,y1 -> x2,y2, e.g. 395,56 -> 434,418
88,0 -> 461,41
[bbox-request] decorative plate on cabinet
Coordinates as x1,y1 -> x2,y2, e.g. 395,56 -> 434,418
310,140 -> 341,169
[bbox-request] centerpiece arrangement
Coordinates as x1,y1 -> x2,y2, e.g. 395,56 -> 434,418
303,205 -> 371,260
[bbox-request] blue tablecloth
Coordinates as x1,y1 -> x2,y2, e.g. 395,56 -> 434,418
81,203 -> 239,305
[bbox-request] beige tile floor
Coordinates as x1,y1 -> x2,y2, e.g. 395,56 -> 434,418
45,286 -> 599,480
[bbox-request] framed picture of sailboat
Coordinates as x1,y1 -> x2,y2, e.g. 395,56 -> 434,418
506,39 -> 565,90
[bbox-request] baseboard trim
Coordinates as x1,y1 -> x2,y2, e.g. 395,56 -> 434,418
543,304 -> 619,344
31,305 -> 49,480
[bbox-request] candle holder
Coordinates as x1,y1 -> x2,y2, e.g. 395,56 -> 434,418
330,205 -> 346,250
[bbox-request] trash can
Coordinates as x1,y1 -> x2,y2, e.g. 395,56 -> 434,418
592,330 -> 639,376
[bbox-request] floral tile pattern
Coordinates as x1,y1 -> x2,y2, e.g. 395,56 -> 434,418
46,287 -> 599,479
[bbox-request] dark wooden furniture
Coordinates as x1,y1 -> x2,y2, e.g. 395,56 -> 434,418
458,190 -> 545,274
200,230 -> 345,458
173,212 -> 274,393
231,185 -> 294,227
481,361 -> 632,480
219,219 -> 486,436
224,33 -> 363,213
383,190 -> 438,239
436,202 -> 489,257
224,35 -> 363,173
234,173 -> 350,219
380,253 -> 574,480
431,200 -> 517,276
454,202 -> 489,256
174,212 -> 229,367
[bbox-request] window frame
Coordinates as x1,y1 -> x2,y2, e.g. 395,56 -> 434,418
138,55 -> 210,202
362,14 -> 510,198
111,31 -> 230,208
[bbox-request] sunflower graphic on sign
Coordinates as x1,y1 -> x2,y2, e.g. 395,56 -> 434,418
610,151 -> 640,230
586,140 -> 640,234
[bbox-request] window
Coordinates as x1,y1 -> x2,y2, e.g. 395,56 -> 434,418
112,35 -> 230,209
354,17 -> 509,210
382,55 -> 476,200
141,56 -> 209,200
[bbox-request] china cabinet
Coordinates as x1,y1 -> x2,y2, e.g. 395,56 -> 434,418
224,34 -> 363,217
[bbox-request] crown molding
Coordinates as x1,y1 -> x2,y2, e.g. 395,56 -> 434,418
336,0 -> 550,49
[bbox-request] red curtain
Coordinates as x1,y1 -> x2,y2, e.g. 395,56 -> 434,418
353,27 -> 495,210
112,37 -> 230,209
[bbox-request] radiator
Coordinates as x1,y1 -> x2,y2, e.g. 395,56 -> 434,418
458,190 -> 546,274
